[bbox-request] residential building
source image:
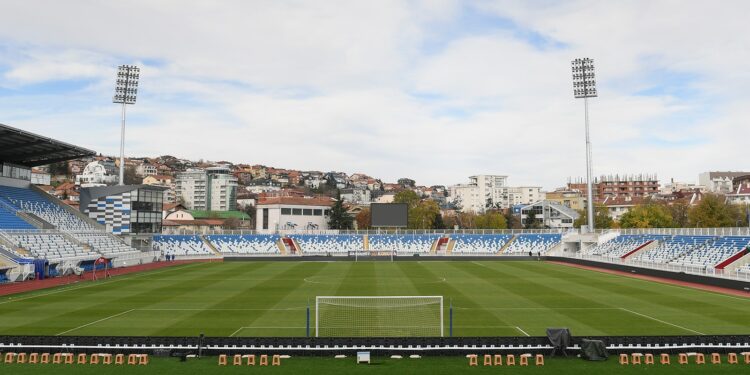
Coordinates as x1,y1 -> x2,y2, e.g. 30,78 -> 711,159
135,162 -> 158,177
726,175 -> 750,205
175,167 -> 238,211
520,200 -> 579,229
142,174 -> 176,203
699,171 -> 750,194
508,186 -> 545,206
255,196 -> 333,231
75,161 -> 118,187
601,196 -> 646,221
449,175 -> 510,213
545,189 -> 586,211
340,188 -> 371,205
568,174 -> 659,203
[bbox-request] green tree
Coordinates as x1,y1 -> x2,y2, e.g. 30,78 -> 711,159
619,203 -> 674,228
574,204 -> 613,229
123,165 -> 139,185
475,210 -> 508,229
408,200 -> 440,229
688,194 -> 746,227
393,190 -> 420,209
524,209 -> 539,229
327,190 -> 353,229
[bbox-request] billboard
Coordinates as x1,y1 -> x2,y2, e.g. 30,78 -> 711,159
370,203 -> 408,228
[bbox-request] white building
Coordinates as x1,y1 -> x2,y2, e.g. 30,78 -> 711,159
698,171 -> 750,194
75,161 -> 118,187
520,200 -> 580,229
449,175 -> 510,213
509,186 -> 545,206
175,167 -> 238,211
256,196 -> 333,231
340,188 -> 371,205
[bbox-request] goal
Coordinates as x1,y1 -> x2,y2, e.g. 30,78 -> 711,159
315,296 -> 443,337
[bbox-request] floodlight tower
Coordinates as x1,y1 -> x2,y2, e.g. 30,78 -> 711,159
571,58 -> 597,233
113,65 -> 140,185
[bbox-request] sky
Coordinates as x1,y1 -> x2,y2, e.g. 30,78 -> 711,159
1,0 -> 749,190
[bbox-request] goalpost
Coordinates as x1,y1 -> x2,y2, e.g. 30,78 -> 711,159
315,296 -> 443,337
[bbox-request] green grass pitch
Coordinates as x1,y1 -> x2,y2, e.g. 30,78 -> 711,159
1,260 -> 748,337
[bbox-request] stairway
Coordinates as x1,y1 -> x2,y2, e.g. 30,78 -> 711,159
363,235 -> 370,251
432,237 -> 449,254
445,239 -> 456,255
498,235 -> 517,255
201,236 -> 222,256
282,237 -> 298,254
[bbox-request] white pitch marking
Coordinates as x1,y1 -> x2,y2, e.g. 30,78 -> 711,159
0,263 -> 203,306
452,306 -> 620,310
619,307 -> 705,335
230,326 -> 306,337
515,326 -> 531,337
56,309 -> 136,336
137,307 -> 307,311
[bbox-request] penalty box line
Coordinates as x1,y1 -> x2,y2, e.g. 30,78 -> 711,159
618,307 -> 705,335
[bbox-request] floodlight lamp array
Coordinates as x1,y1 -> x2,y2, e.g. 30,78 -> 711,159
571,58 -> 597,98
113,65 -> 140,104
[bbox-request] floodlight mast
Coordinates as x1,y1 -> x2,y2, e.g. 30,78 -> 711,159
113,65 -> 140,185
571,58 -> 597,233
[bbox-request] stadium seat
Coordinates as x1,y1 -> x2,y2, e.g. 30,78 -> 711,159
369,234 -> 441,254
153,235 -> 215,257
450,234 -> 512,254
288,234 -> 363,254
206,234 -> 282,255
503,234 -> 562,255
0,186 -> 97,232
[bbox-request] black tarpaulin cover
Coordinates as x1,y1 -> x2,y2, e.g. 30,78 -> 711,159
546,328 -> 572,356
580,339 -> 609,361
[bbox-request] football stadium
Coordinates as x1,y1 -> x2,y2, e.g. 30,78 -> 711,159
1,125 -> 749,374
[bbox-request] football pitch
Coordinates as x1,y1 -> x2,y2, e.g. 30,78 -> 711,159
0,260 -> 749,337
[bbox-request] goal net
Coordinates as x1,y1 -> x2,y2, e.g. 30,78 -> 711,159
315,296 -> 443,337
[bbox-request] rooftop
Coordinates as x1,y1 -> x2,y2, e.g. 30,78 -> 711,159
0,123 -> 96,167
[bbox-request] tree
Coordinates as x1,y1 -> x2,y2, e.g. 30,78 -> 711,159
123,165 -> 139,185
327,190 -> 353,229
222,218 -> 241,229
393,190 -> 420,208
574,204 -> 613,229
397,178 -> 416,188
355,208 -> 371,229
619,203 -> 674,228
408,200 -> 441,229
668,201 -> 690,228
504,209 -> 521,229
48,161 -> 69,176
688,194 -> 746,227
524,210 -> 540,229
475,211 -> 508,229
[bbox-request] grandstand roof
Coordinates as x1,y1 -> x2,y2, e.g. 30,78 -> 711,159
0,123 -> 96,167
188,210 -> 251,220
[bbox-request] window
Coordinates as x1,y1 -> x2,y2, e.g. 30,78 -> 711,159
281,208 -> 292,215
303,209 -> 312,216
313,209 -> 322,216
262,208 -> 269,230
292,208 -> 302,215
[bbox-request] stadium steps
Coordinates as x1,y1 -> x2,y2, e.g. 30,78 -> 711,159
276,239 -> 287,255
716,248 -> 750,270
363,235 -> 369,251
281,237 -> 299,254
201,236 -> 222,256
432,237 -> 449,254
498,235 -> 518,255
445,239 -> 456,254
620,240 -> 657,260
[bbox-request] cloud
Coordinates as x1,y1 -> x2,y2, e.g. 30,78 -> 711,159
0,0 -> 749,190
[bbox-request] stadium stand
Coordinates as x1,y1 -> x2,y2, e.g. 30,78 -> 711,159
587,234 -> 670,258
504,234 -> 561,254
450,234 -> 513,253
670,236 -> 750,268
737,264 -> 750,274
0,186 -> 96,231
288,234 -> 363,254
3,232 -> 96,262
153,235 -> 214,256
72,232 -> 140,257
206,234 -> 281,254
0,203 -> 36,230
633,235 -> 718,264
368,234 -> 441,254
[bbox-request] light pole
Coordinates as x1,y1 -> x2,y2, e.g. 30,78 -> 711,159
571,58 -> 598,233
113,65 -> 140,185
